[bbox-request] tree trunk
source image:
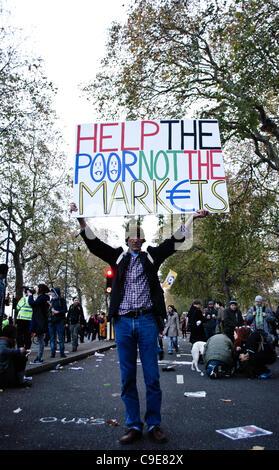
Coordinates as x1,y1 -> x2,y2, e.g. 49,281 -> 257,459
221,268 -> 231,305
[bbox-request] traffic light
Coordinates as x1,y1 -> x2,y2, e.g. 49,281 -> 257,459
105,268 -> 114,294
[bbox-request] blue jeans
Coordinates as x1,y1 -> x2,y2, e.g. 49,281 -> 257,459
204,326 -> 216,340
168,336 -> 178,353
48,320 -> 65,356
70,323 -> 80,351
37,334 -> 45,360
114,313 -> 161,432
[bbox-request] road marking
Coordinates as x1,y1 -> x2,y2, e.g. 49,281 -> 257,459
176,375 -> 184,384
137,359 -> 192,365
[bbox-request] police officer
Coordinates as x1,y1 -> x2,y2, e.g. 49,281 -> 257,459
16,287 -> 33,349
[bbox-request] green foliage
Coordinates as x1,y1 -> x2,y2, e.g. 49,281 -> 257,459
160,176 -> 279,310
84,0 -> 279,171
0,22 -> 68,298
82,0 -> 279,310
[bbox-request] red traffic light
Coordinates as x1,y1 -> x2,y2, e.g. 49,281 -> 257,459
105,268 -> 113,295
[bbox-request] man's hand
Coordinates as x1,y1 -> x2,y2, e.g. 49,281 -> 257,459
70,202 -> 78,213
193,209 -> 210,219
70,203 -> 86,229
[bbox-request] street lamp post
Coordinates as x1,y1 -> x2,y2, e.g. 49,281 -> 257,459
0,195 -> 12,329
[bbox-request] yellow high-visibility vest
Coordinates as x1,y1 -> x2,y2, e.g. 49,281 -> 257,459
16,296 -> 33,321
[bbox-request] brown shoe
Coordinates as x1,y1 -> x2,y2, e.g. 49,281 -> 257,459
119,428 -> 142,445
148,426 -> 168,443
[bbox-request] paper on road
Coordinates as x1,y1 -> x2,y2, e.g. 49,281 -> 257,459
184,391 -> 207,397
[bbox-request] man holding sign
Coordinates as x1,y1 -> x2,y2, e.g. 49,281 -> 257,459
70,202 -> 209,444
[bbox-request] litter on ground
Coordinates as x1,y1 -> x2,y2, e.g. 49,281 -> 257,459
184,391 -> 207,398
13,408 -> 22,413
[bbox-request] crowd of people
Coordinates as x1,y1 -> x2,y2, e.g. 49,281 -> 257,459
1,265 -> 279,391
165,296 -> 279,380
0,274 -> 109,389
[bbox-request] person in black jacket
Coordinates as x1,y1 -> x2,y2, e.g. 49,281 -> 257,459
87,313 -> 99,341
70,202 -> 209,445
65,297 -> 86,352
48,287 -> 67,358
204,301 -> 217,339
28,284 -> 50,364
238,330 -> 276,378
188,299 -> 206,344
223,300 -> 244,343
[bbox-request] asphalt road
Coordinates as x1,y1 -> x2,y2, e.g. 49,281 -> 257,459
0,336 -> 278,460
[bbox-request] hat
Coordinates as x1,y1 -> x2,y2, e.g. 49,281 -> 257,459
255,295 -> 263,303
51,287 -> 61,297
208,300 -> 214,305
230,300 -> 238,305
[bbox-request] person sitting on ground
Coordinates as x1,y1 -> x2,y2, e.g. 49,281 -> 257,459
0,325 -> 31,388
203,333 -> 234,379
233,326 -> 252,374
238,330 -> 276,379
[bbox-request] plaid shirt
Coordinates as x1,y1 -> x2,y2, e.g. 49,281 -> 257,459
118,252 -> 153,315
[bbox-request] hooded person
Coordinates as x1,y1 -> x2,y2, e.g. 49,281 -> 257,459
48,287 -> 67,358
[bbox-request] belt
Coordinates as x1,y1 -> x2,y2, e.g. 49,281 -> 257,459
121,308 -> 153,319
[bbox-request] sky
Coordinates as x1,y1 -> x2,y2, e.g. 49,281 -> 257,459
2,0 -> 187,247
3,0 -> 130,157
2,0 -> 148,244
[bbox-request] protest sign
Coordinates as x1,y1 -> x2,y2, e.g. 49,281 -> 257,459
161,270 -> 178,290
216,425 -> 273,440
73,119 -> 229,217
